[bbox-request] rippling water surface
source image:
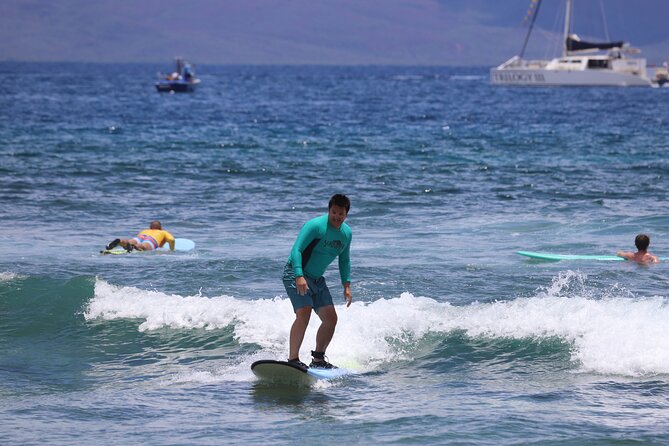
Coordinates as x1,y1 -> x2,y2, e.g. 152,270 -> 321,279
1,62 -> 669,444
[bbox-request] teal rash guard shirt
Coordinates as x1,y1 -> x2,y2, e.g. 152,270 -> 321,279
287,214 -> 352,284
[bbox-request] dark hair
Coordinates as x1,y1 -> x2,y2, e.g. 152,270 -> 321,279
328,194 -> 350,213
150,220 -> 162,230
635,234 -> 650,251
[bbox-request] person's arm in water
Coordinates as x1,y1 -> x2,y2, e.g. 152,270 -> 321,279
616,251 -> 633,260
164,230 -> 176,250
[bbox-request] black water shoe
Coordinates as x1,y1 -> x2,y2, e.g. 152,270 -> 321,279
105,239 -> 120,250
309,359 -> 337,369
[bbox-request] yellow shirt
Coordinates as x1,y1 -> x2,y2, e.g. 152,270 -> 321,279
138,229 -> 175,249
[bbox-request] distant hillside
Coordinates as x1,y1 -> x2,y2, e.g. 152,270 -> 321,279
1,0 -> 667,65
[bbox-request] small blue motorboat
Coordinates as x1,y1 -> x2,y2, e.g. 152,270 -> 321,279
155,57 -> 201,93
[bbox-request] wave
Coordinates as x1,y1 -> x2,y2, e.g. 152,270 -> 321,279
85,274 -> 669,378
3,274 -> 666,381
1,275 -> 95,335
0,271 -> 25,281
449,75 -> 486,81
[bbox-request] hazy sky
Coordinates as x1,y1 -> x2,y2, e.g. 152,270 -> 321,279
1,0 -> 668,65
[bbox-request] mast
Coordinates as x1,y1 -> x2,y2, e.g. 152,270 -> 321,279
563,0 -> 572,56
519,0 -> 542,59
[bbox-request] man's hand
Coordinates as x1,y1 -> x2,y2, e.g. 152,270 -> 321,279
296,276 -> 309,295
343,283 -> 352,307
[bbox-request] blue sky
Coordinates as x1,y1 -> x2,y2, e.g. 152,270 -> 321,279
1,0 -> 668,65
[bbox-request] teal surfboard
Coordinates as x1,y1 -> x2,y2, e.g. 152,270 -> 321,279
251,359 -> 356,386
517,251 -> 668,261
101,238 -> 196,255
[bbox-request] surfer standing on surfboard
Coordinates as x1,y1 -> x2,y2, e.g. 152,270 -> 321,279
105,220 -> 176,252
283,194 -> 353,369
617,234 -> 660,264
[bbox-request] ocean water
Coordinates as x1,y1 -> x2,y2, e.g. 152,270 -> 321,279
1,62 -> 669,445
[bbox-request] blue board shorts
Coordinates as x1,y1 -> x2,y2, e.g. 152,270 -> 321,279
283,263 -> 333,313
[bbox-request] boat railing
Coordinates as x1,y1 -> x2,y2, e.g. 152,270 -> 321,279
496,56 -> 549,70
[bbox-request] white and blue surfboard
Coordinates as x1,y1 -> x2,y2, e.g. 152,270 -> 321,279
101,238 -> 196,255
251,359 -> 355,386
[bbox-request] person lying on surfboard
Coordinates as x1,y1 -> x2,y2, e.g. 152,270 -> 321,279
105,220 -> 176,252
283,194 -> 353,370
617,234 -> 660,264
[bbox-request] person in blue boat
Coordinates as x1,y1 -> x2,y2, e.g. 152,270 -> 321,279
283,194 -> 353,370
617,234 -> 659,264
105,220 -> 175,252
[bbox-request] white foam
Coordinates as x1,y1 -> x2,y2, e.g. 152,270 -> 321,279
87,276 -> 669,378
0,271 -> 24,281
450,75 -> 485,81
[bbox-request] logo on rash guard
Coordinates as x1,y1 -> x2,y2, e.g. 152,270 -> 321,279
323,239 -> 343,250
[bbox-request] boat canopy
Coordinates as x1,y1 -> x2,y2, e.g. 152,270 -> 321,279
566,34 -> 625,52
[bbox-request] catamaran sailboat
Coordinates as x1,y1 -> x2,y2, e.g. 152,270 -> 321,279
490,0 -> 653,87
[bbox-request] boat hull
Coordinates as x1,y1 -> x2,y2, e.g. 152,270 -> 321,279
155,81 -> 199,93
490,67 -> 652,87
